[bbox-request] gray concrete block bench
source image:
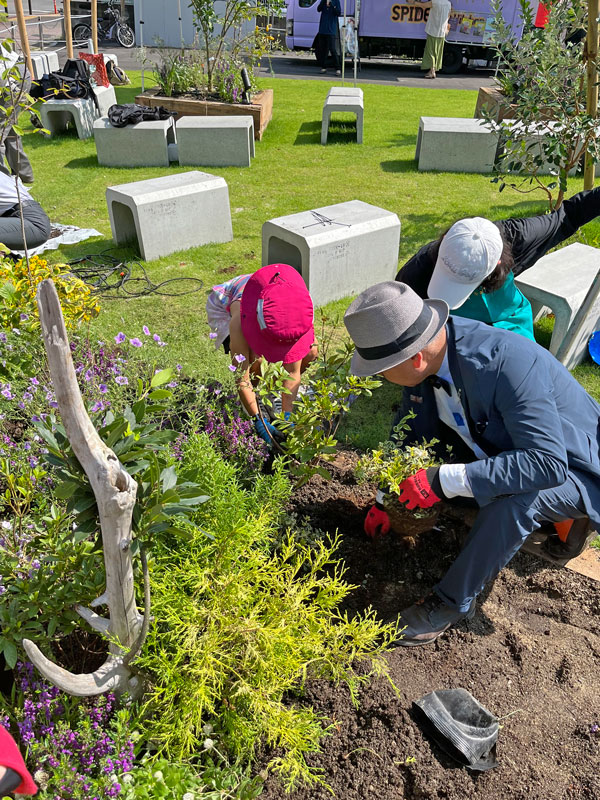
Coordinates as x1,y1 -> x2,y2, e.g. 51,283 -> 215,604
94,116 -> 176,167
327,86 -> 364,100
262,199 -> 400,306
106,171 -> 233,261
515,242 -> 600,369
415,116 -> 499,172
321,94 -> 364,145
40,85 -> 116,139
176,116 -> 255,167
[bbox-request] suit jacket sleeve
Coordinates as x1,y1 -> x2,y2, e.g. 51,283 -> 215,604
465,354 -> 569,506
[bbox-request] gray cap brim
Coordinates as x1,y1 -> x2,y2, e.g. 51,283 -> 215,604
350,298 -> 449,377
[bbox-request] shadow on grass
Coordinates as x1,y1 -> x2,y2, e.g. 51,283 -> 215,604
294,119 -> 361,145
294,120 -> 321,145
65,155 -> 99,169
380,159 -> 416,173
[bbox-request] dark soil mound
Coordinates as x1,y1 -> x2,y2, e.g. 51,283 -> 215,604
261,452 -> 600,800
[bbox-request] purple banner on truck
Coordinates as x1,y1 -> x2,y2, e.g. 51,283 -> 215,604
357,0 -> 528,44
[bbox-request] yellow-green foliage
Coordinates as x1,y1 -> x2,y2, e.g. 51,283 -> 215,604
0,255 -> 100,331
137,433 -> 398,790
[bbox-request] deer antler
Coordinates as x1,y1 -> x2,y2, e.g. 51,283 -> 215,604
23,279 -> 145,697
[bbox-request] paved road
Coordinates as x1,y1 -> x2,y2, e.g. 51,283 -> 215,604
92,47 -> 496,92
7,0 -> 496,93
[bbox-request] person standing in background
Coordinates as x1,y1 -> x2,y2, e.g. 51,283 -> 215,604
421,0 -> 452,79
316,0 -> 342,76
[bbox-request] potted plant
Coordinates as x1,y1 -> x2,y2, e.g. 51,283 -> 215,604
135,1 -> 282,140
356,413 -> 442,542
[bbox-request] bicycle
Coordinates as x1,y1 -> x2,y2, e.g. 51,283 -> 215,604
72,0 -> 135,49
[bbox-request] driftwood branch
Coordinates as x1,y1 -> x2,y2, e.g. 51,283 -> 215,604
23,279 -> 146,697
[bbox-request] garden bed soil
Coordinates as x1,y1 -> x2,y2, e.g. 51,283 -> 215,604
260,451 -> 600,800
134,87 -> 273,140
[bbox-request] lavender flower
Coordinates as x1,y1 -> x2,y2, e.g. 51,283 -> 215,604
209,332 -> 218,340
115,376 -> 128,386
129,338 -> 143,348
99,384 -> 108,394
234,354 -> 246,364
142,325 -> 151,336
114,332 -> 126,344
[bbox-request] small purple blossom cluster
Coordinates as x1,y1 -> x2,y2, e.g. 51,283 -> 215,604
11,663 -> 134,800
198,382 -> 268,474
70,329 -> 166,414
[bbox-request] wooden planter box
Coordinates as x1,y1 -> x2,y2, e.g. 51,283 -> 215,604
474,86 -> 518,122
474,85 -> 554,123
134,88 -> 273,141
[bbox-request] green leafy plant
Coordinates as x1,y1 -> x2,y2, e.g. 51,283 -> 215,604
33,369 -> 209,548
484,0 -> 600,209
151,49 -> 205,97
0,496 -> 103,667
0,255 -> 100,333
190,0 -> 283,94
135,432 -> 398,791
355,412 -> 441,495
253,340 -> 381,486
121,755 -> 263,800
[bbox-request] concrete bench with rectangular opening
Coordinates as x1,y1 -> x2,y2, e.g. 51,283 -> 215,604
321,94 -> 364,145
415,116 -> 500,173
40,85 -> 116,139
106,171 -> 233,261
176,116 -> 255,167
262,199 -> 400,306
94,116 -> 176,167
515,242 -> 600,369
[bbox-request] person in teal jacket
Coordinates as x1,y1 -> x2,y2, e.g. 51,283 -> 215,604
395,187 -> 600,341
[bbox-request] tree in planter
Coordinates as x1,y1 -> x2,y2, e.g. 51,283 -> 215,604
484,0 -> 600,210
190,0 -> 284,94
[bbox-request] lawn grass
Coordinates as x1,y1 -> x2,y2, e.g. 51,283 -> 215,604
27,70 -> 600,449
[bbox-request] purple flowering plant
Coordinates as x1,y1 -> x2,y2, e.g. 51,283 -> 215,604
180,381 -> 269,479
2,663 -> 135,800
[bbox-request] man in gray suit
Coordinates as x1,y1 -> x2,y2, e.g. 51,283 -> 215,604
344,282 -> 600,646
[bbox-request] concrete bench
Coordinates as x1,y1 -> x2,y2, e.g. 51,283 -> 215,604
415,116 -> 499,173
29,51 -> 59,79
176,116 -> 255,167
94,116 -> 175,167
496,120 -> 587,177
327,86 -> 363,100
515,242 -> 600,369
40,85 -> 116,139
106,171 -> 233,261
262,199 -> 400,306
321,95 -> 364,145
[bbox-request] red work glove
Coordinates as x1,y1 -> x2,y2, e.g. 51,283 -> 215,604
397,467 -> 444,511
364,504 -> 391,538
0,726 -> 38,795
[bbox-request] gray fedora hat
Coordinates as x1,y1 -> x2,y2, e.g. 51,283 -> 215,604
344,282 -> 449,376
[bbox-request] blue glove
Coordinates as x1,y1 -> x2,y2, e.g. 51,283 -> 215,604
254,416 -> 279,443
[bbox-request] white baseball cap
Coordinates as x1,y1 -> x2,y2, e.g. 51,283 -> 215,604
427,218 -> 504,309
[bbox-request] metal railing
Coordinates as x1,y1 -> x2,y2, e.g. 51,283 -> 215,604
0,11 -> 91,53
